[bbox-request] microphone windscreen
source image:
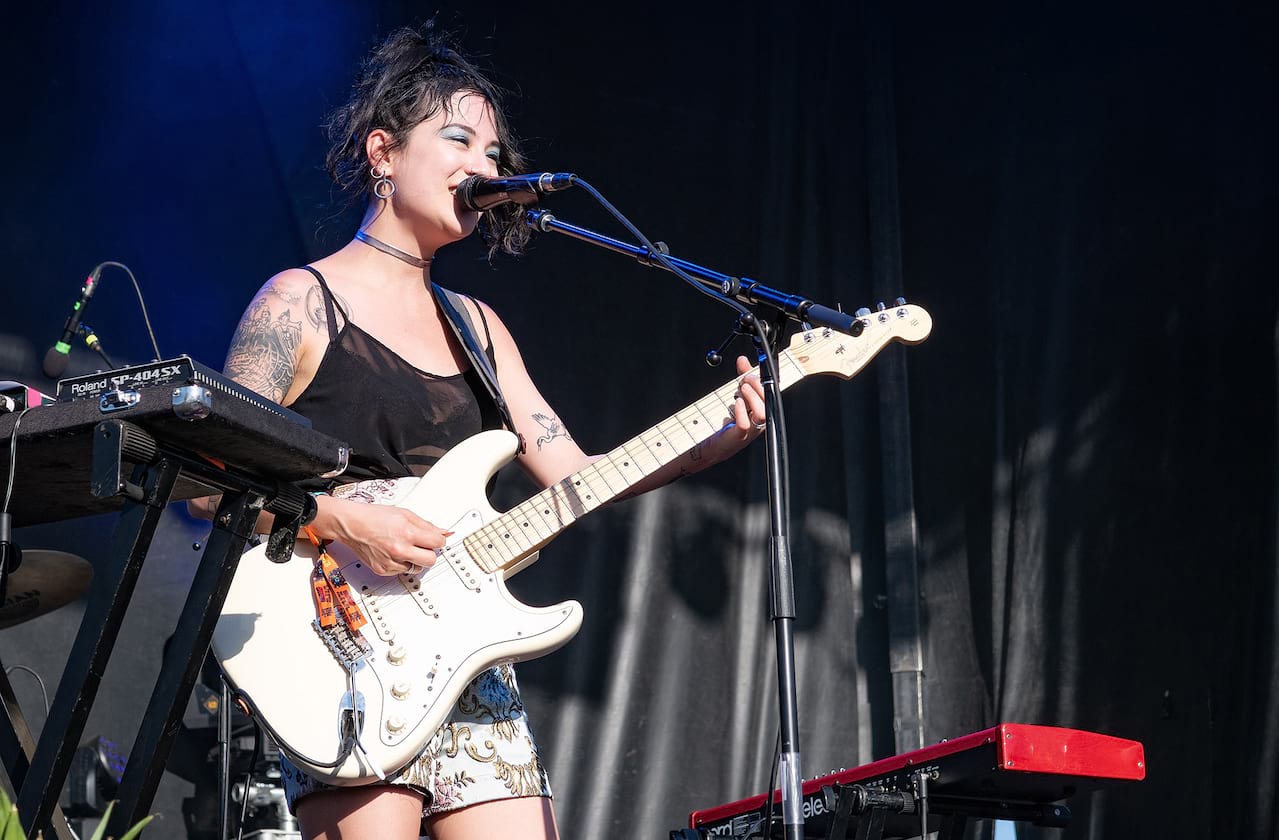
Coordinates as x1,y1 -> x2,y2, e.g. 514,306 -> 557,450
42,346 -> 70,379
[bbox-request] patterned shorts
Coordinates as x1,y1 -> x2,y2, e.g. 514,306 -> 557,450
281,663 -> 552,826
279,478 -> 552,829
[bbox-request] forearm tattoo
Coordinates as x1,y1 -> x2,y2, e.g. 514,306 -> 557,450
224,297 -> 303,402
532,412 -> 572,450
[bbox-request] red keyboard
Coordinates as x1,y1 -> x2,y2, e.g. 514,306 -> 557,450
687,723 -> 1145,838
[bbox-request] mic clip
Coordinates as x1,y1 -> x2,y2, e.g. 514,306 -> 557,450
77,324 -> 116,368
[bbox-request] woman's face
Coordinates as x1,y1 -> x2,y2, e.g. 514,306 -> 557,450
384,90 -> 502,245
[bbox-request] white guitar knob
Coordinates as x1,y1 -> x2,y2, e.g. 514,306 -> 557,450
391,681 -> 412,700
386,715 -> 406,733
387,646 -> 408,665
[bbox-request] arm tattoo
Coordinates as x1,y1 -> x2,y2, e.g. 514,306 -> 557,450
304,283 -> 352,332
305,284 -> 325,330
224,297 -> 303,402
532,412 -> 572,450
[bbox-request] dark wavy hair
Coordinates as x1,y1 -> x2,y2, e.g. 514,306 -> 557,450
325,22 -> 530,258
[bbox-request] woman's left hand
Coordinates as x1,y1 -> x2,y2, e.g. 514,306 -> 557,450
727,354 -> 767,439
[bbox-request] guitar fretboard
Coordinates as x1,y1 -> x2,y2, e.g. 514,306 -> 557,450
462,349 -> 808,574
457,302 -> 931,577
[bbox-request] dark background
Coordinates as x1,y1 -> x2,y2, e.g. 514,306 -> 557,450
1,1 -> 1275,838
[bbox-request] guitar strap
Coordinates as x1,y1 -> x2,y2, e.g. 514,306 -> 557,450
431,284 -> 523,453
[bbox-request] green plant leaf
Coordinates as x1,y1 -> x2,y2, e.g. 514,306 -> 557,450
2,803 -> 25,840
87,802 -> 113,840
115,814 -> 153,840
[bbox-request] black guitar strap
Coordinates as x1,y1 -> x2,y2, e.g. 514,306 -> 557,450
431,284 -> 522,451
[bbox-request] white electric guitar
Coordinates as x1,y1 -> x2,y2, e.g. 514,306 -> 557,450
212,303 -> 932,784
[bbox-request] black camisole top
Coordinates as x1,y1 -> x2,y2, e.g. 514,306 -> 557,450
287,266 -> 504,484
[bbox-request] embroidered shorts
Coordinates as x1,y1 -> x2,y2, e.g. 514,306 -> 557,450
279,478 -> 552,827
280,664 -> 552,825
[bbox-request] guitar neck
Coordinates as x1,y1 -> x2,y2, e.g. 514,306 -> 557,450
462,351 -> 809,575
460,303 -> 932,576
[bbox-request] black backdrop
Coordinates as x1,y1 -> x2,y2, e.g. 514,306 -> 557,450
1,1 -> 1275,838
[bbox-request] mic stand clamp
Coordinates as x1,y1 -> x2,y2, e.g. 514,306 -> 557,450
705,312 -> 771,367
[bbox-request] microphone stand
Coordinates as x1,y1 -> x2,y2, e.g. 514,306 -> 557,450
526,208 -> 854,840
525,210 -> 862,337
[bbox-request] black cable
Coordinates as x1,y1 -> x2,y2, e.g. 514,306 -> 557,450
557,178 -> 791,488
93,261 -> 163,362
233,690 -> 357,771
537,175 -> 798,833
4,664 -> 50,718
4,406 -> 33,515
758,725 -> 782,838
235,721 -> 263,840
567,179 -> 785,392
540,177 -> 795,840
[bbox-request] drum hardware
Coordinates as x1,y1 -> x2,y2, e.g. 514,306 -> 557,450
0,551 -> 94,630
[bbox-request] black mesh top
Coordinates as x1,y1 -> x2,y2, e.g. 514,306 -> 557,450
287,266 -> 504,484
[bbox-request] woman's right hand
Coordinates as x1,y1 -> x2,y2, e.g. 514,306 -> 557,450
316,495 -> 451,577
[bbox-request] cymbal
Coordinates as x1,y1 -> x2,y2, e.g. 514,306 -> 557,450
0,550 -> 94,629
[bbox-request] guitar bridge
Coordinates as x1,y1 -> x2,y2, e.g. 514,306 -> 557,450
313,619 -> 373,668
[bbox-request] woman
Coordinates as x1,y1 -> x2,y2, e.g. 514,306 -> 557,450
205,23 -> 766,840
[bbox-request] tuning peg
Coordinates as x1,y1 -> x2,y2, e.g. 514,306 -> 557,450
876,301 -> 887,311
854,307 -> 871,318
895,296 -> 907,306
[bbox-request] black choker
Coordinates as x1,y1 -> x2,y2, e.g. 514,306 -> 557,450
354,229 -> 433,268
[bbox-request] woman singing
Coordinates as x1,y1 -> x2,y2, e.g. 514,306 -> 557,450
201,22 -> 766,840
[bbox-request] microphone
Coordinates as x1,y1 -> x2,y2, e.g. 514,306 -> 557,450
42,267 -> 102,378
456,172 -> 576,212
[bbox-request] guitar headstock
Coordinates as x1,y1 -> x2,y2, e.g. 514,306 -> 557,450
783,303 -> 932,380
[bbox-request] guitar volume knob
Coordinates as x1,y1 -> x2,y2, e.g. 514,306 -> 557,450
387,646 -> 408,665
391,681 -> 412,700
386,715 -> 406,733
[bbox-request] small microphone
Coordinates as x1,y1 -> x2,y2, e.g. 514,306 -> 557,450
456,172 -> 576,212
42,267 -> 102,378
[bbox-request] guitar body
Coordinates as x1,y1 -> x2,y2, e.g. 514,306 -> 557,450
212,430 -> 584,784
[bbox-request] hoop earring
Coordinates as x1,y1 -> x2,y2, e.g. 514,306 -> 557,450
371,165 -> 396,199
